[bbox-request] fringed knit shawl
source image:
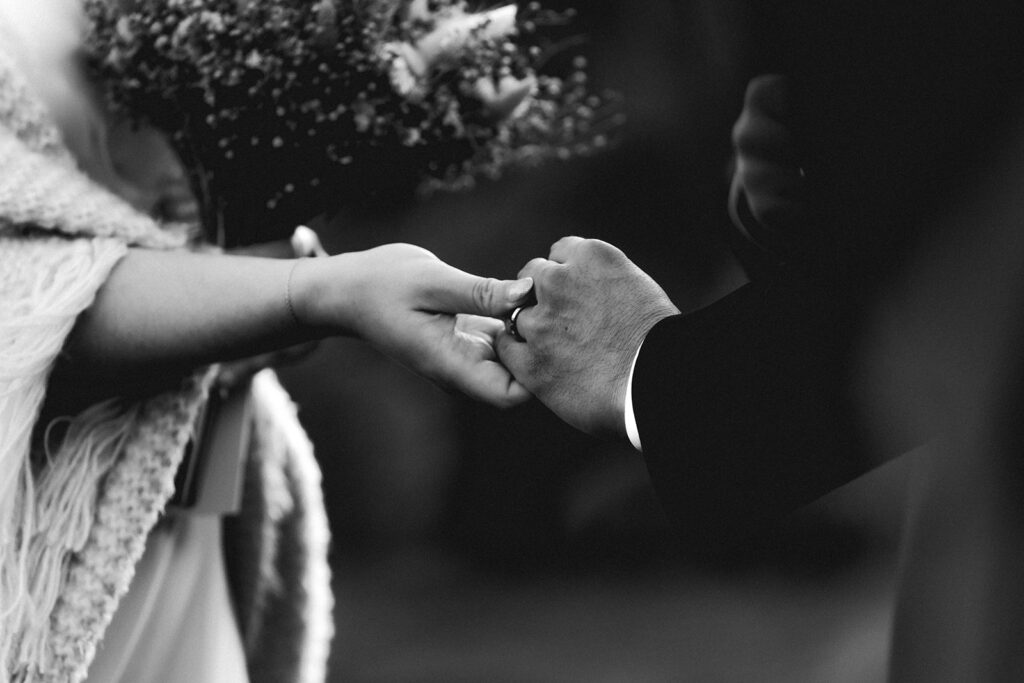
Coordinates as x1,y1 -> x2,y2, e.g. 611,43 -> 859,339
0,34 -> 332,683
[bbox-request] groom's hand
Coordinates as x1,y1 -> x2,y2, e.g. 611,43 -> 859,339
496,237 -> 679,438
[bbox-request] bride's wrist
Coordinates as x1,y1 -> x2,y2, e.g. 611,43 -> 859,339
287,253 -> 362,338
287,256 -> 324,334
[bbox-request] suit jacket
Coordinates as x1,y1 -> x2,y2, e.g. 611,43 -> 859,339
632,276 -> 870,544
628,0 -> 1024,544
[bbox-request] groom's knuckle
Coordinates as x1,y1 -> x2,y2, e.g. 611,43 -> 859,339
585,239 -> 620,264
531,312 -> 554,337
545,267 -> 572,293
578,238 -> 601,260
538,264 -> 560,286
550,235 -> 582,256
519,257 -> 546,280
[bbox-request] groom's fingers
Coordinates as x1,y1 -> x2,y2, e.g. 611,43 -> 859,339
516,259 -> 569,307
548,236 -> 584,263
505,301 -> 538,342
495,329 -> 533,387
516,257 -> 549,281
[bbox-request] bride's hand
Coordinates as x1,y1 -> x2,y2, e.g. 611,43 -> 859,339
57,242 -> 531,408
293,243 -> 534,408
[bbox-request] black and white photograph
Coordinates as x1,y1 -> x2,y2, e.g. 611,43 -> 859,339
1,0 -> 1023,680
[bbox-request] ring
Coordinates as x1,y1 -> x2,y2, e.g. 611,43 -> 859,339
505,306 -> 527,343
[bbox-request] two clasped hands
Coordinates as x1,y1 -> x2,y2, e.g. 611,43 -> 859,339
331,234 -> 680,444
349,74 -> 799,453
287,235 -> 676,444
62,74 -> 798,540
375,235 -> 680,447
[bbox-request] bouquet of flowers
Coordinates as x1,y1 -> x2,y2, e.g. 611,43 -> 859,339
84,0 -> 615,246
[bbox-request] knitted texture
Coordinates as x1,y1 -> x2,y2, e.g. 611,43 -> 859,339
0,43 -> 185,250
0,235 -> 129,679
43,375 -> 214,683
0,31 -> 212,680
0,34 -> 65,160
0,20 -> 332,683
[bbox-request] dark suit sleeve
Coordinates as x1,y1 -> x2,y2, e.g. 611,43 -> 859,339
633,276 -> 871,543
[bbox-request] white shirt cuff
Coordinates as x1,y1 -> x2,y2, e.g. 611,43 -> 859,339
623,340 -> 644,452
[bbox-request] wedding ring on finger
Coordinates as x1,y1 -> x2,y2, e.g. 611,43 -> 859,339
505,305 -> 527,342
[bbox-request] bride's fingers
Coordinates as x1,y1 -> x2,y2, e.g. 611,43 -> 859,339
422,266 -> 533,318
455,314 -> 505,348
443,324 -> 532,407
459,359 -> 532,408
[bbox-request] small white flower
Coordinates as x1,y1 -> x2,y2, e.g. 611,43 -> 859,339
200,11 -> 225,32
382,5 -> 519,100
403,127 -> 423,146
381,41 -> 428,99
173,15 -> 196,43
405,0 -> 433,23
116,16 -> 134,42
415,5 -> 517,67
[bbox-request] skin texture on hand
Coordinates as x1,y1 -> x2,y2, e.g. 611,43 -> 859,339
496,237 -> 680,438
294,243 -> 534,408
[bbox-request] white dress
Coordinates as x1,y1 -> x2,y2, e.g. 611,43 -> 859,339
0,1 -> 250,680
87,515 -> 250,683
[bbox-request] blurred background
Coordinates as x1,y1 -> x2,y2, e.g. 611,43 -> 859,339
274,1 -> 911,679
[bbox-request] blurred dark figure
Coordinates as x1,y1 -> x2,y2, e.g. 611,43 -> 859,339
643,0 -> 1024,538
863,113 -> 1024,680
737,8 -> 1024,677
577,0 -> 1024,676
484,0 -> 1024,552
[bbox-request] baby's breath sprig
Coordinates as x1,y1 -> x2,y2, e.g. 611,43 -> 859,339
83,0 -> 618,246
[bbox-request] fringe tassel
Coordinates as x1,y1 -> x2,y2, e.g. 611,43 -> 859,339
7,403 -> 138,679
0,236 -> 128,682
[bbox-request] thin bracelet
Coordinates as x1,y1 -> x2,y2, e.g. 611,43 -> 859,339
286,258 -> 303,327
286,225 -> 327,327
